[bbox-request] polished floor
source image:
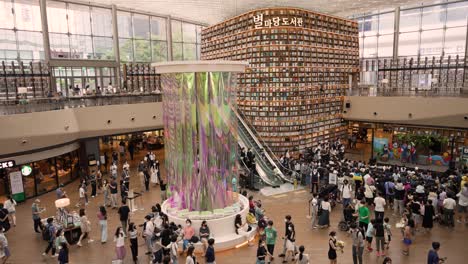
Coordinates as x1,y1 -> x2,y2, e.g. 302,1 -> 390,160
5,147 -> 468,264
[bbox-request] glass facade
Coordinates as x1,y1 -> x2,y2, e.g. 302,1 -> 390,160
117,11 -> 168,62
171,20 -> 203,60
357,1 -> 468,58
0,0 -> 203,63
0,149 -> 80,200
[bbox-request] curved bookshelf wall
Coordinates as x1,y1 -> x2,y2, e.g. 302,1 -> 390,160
201,8 -> 359,155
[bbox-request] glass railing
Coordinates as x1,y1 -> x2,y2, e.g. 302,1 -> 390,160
0,93 -> 162,115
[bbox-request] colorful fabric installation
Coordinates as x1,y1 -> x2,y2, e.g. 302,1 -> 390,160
161,72 -> 238,211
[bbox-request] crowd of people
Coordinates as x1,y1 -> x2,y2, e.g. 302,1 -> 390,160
2,136 -> 466,264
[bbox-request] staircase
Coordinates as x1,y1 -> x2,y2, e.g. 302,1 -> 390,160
236,110 -> 293,188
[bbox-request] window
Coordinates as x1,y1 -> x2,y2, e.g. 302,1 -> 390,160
119,38 -> 134,62
419,29 -> 443,57
444,27 -> 466,55
421,5 -> 446,30
399,31 -> 419,56
378,34 -> 393,57
0,29 -> 17,61
134,39 -> 151,62
151,17 -> 167,40
0,0 -> 15,29
94,37 -> 114,60
183,23 -> 197,43
17,31 -> 44,61
14,0 -> 42,31
171,20 -> 183,42
91,7 -> 112,37
133,14 -> 150,39
363,36 -> 377,58
378,12 -> 394,35
118,12 -> 133,38
172,42 -> 183,60
446,1 -> 468,27
50,33 -> 70,58
152,41 -> 168,62
34,159 -> 57,195
400,8 -> 421,32
183,43 -> 197,60
363,15 -> 378,36
70,35 -> 94,59
68,4 -> 92,35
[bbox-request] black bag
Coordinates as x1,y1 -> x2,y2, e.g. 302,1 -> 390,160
317,200 -> 323,216
42,225 -> 51,241
190,236 -> 200,243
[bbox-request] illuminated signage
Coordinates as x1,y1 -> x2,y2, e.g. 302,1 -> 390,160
21,165 -> 32,176
253,13 -> 303,29
0,160 -> 15,169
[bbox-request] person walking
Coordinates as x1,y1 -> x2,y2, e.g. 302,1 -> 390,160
76,183 -> 87,207
0,204 -> 10,233
442,195 -> 456,227
4,196 -> 16,227
265,220 -> 277,263
128,222 -> 139,263
205,238 -> 216,264
358,200 -> 370,235
310,168 -> 320,194
58,243 -> 69,264
257,238 -> 271,264
350,223 -> 364,264
167,235 -> 179,264
89,171 -> 97,197
427,241 -> 442,264
114,227 -> 126,264
283,223 -> 296,263
310,193 -> 319,228
109,178 -> 118,209
32,199 -> 44,233
102,179 -> 110,207
394,180 -> 405,216
328,231 -> 338,264
97,206 -> 108,243
456,183 -> 468,224
185,245 -> 196,264
278,215 -> 292,258
0,227 -> 10,263
77,209 -> 93,247
383,217 -> 392,255
118,200 -> 130,237
295,245 -> 309,264
138,161 -> 146,193
374,218 -> 386,257
42,218 -> 57,257
143,215 -> 154,255
374,192 -> 386,220
402,219 -> 414,256
422,200 -> 435,232
365,219 -> 375,252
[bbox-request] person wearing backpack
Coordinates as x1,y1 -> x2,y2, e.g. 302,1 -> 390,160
42,218 -> 57,257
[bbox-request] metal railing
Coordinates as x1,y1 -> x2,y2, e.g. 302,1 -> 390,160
0,93 -> 162,115
357,56 -> 468,97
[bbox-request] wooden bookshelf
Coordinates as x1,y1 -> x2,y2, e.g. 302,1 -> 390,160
201,8 -> 359,155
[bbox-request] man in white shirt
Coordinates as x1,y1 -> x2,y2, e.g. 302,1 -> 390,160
144,215 -> 155,255
76,183 -> 87,207
374,192 -> 386,220
110,162 -> 118,180
341,179 -> 353,208
443,196 -> 456,227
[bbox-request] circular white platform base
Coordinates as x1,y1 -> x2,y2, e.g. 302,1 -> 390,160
161,194 -> 255,252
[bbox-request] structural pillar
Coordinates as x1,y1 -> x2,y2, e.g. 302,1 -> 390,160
167,16 -> 173,61
39,0 -> 52,95
393,7 -> 400,60
111,4 -> 122,88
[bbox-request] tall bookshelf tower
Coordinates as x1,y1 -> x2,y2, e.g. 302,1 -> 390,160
201,8 -> 359,156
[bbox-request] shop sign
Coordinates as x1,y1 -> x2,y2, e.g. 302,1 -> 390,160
9,171 -> 25,202
0,160 -> 15,169
253,13 -> 303,29
21,165 -> 32,176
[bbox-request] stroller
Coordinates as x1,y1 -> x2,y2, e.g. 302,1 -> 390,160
338,204 -> 357,231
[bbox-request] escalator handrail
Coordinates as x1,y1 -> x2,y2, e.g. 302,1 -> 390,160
238,137 -> 277,187
236,114 -> 290,183
236,110 -> 296,175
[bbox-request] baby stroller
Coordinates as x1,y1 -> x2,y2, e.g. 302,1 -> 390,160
338,204 -> 357,231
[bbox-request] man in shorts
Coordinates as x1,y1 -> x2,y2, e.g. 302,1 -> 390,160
457,183 -> 468,223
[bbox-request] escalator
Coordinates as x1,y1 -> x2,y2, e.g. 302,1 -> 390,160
236,110 -> 293,188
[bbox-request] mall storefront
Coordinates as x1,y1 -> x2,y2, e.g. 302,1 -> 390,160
0,143 -> 82,202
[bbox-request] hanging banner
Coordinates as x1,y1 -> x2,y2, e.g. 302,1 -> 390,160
9,171 -> 25,202
329,173 -> 337,185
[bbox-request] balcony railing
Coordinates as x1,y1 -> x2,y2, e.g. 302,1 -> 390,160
358,56 -> 468,97
0,93 -> 162,115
